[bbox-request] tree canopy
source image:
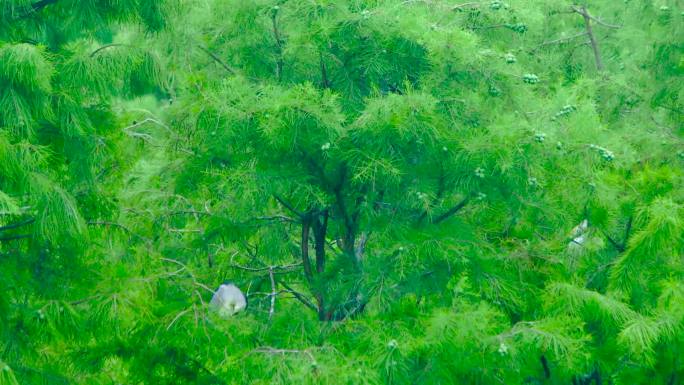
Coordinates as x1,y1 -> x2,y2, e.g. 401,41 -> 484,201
1,0 -> 682,384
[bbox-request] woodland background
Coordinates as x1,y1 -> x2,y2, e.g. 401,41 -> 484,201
0,0 -> 683,384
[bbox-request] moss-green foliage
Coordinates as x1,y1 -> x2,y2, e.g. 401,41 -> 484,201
1,0 -> 683,384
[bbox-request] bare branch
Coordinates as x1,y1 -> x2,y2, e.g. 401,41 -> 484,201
572,5 -> 604,71
197,45 -> 237,75
533,32 -> 588,51
160,257 -> 215,294
571,6 -> 621,29
228,262 -> 301,273
250,346 -> 316,362
451,2 -> 481,11
279,281 -> 318,312
268,267 -> 276,320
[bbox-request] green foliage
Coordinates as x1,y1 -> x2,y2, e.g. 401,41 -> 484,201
1,0 -> 683,384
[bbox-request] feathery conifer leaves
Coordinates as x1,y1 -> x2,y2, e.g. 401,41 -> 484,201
1,0 -> 682,384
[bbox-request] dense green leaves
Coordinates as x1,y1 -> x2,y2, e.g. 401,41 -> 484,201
1,0 -> 683,384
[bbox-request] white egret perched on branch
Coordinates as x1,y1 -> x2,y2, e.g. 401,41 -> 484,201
210,283 -> 247,318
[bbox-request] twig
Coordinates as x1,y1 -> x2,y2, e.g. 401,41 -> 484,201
197,45 -> 236,75
87,221 -> 149,242
122,117 -> 172,133
571,6 -> 621,29
160,257 -> 215,294
451,2 -> 481,10
226,251 -> 302,273
279,281 -> 318,312
533,32 -> 588,51
167,308 -> 192,330
268,267 -> 276,320
90,43 -> 130,57
250,346 -> 316,362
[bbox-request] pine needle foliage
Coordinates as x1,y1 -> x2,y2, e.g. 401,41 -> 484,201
1,0 -> 683,384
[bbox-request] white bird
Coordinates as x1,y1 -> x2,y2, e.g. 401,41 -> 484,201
569,219 -> 589,238
210,283 -> 247,318
567,219 -> 589,255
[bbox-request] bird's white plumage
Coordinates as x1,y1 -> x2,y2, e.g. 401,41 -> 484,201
210,283 -> 247,317
567,219 -> 589,255
569,219 -> 589,238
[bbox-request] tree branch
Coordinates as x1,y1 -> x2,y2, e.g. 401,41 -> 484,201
600,227 -> 624,252
571,6 -> 621,29
87,221 -> 149,242
0,218 -> 35,232
0,234 -> 31,242
573,6 -> 604,71
268,267 -> 276,320
31,0 -> 58,12
319,51 -> 331,89
451,2 -> 481,11
431,196 -> 470,224
622,216 -> 632,250
274,195 -> 303,218
313,210 -> 328,274
301,216 -> 314,282
90,43 -> 130,57
279,281 -> 318,312
271,8 -> 284,81
533,32 -> 588,51
196,45 -> 236,75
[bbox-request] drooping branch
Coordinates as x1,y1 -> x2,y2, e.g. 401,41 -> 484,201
90,43 -> 131,57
